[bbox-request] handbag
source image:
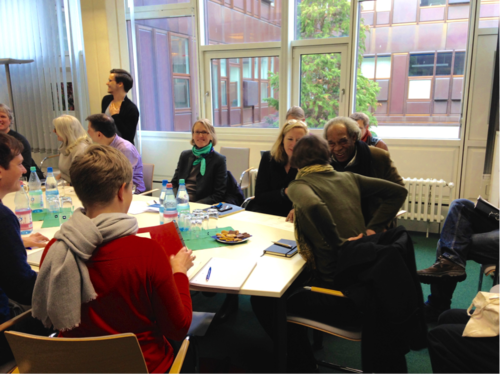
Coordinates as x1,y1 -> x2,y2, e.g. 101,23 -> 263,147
462,291 -> 499,337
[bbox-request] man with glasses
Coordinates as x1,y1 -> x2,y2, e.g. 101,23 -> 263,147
101,69 -> 140,145
323,116 -> 403,224
86,114 -> 145,194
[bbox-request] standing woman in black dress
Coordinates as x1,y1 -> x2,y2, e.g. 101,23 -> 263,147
248,119 -> 308,220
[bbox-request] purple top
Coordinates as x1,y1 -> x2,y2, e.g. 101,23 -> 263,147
110,135 -> 146,193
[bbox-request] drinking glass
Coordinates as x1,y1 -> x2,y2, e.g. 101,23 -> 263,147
47,195 -> 61,213
207,209 -> 219,230
58,179 -> 68,197
190,218 -> 201,239
59,196 -> 74,225
178,212 -> 192,232
201,213 -> 209,231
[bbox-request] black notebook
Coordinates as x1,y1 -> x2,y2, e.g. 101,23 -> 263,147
263,239 -> 298,258
475,196 -> 499,222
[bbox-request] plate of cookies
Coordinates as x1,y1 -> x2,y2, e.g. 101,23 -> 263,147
213,230 -> 252,244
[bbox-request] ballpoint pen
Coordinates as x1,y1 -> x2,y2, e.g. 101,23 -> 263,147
271,241 -> 293,249
206,267 -> 212,282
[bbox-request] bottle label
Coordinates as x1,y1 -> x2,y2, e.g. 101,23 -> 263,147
29,191 -> 44,209
16,210 -> 33,231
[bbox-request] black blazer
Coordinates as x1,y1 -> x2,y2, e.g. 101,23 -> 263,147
171,149 -> 227,205
248,151 -> 297,217
101,95 -> 140,145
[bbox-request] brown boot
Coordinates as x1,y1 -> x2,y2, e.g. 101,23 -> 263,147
417,256 -> 466,279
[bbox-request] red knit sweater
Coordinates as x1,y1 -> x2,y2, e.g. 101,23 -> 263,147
40,235 -> 192,373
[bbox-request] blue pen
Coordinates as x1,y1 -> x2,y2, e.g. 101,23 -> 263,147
206,267 -> 212,282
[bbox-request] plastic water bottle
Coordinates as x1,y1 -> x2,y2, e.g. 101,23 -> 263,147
163,183 -> 178,224
15,181 -> 33,235
45,167 -> 59,198
176,179 -> 190,215
28,166 -> 44,213
159,179 -> 168,225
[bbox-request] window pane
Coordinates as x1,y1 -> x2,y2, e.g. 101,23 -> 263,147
126,16 -> 198,132
409,54 -> 435,76
454,52 -> 466,75
174,79 -> 190,108
243,58 -> 251,79
408,80 -> 432,99
221,59 -> 227,77
361,57 -> 375,79
171,36 -> 189,74
376,0 -> 391,12
420,0 -> 446,6
435,52 -> 452,76
205,0 -> 282,44
361,1 -> 374,11
479,0 -> 499,29
300,52 -> 342,129
210,55 -> 279,128
295,0 -> 350,40
212,61 -> 219,109
376,56 -> 391,78
134,0 -> 188,5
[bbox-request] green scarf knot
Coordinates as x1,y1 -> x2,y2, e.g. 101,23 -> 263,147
192,143 -> 213,176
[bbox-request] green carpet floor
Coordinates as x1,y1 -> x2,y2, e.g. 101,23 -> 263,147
191,231 -> 495,373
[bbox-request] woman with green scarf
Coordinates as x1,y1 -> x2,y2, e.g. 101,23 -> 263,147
172,119 -> 227,204
252,135 -> 427,373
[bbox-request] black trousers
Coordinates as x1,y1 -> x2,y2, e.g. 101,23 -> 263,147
428,309 -> 499,373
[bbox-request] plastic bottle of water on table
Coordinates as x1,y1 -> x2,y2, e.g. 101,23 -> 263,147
163,183 -> 178,224
159,179 -> 168,225
15,181 -> 33,235
28,166 -> 44,213
176,179 -> 190,231
45,167 -> 59,198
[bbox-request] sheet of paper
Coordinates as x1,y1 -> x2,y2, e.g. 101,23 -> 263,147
190,257 -> 257,290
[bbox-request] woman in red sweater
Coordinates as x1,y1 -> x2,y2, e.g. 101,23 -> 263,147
32,145 -> 195,373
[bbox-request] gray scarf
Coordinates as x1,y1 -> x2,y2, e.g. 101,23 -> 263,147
32,208 -> 138,331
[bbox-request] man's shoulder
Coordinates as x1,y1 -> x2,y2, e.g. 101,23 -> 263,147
101,95 -> 113,105
123,96 -> 139,111
8,130 -> 28,144
368,145 -> 390,160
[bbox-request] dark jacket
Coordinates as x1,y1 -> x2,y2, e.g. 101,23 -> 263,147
247,151 -> 297,217
7,130 -> 44,179
101,95 -> 139,145
171,149 -> 227,205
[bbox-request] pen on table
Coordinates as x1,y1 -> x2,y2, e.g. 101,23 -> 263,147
206,267 -> 212,282
272,241 -> 293,249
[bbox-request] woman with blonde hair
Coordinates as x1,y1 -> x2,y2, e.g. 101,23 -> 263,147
171,119 -> 227,204
53,115 -> 91,183
247,119 -> 309,219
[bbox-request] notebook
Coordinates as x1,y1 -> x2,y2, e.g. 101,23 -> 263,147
137,221 -> 185,257
27,248 -> 46,266
190,257 -> 257,290
263,239 -> 298,258
475,196 -> 499,222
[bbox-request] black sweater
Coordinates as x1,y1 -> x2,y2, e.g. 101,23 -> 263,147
101,95 -> 140,145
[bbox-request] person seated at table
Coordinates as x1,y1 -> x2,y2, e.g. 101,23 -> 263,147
246,119 -> 308,219
285,106 -> 306,121
171,119 -> 227,204
251,135 -> 426,373
349,112 -> 389,151
86,114 -> 145,194
52,114 -> 91,183
0,103 -> 43,179
31,145 -> 195,373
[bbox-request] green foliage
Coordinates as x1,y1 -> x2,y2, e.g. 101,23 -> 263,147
264,0 -> 380,128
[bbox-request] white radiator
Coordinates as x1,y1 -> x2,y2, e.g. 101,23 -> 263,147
400,177 -> 454,235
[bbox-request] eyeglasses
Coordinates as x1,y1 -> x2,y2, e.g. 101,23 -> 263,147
194,131 -> 210,135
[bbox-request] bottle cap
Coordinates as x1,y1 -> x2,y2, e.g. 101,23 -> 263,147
162,179 -> 168,186
47,167 -> 53,173
167,183 -> 173,188
179,179 -> 185,184
30,167 -> 36,171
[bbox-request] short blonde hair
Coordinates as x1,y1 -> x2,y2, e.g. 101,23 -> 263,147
286,106 -> 305,120
70,145 -> 133,209
270,119 -> 309,165
53,115 -> 92,155
190,119 -> 217,147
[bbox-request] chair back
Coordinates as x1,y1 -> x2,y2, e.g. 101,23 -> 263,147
5,331 -> 148,373
142,163 -> 155,192
219,147 -> 250,186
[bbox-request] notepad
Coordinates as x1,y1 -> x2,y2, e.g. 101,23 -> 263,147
27,248 -> 46,266
263,239 -> 298,258
190,257 -> 257,291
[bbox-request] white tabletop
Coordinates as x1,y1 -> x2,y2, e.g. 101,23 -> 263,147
3,190 -> 305,298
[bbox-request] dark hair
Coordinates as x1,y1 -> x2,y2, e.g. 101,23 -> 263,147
110,69 -> 133,92
70,145 -> 132,209
290,135 -> 330,169
86,114 -> 117,138
0,133 -> 23,170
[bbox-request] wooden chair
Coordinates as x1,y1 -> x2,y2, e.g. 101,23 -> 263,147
0,309 -> 33,374
287,286 -> 363,373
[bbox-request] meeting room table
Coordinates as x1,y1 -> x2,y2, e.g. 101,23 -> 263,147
3,187 -> 305,372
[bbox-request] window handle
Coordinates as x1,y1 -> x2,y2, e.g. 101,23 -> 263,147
339,88 -> 345,103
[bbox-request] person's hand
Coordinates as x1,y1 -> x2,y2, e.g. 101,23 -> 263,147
366,229 -> 376,236
347,233 -> 363,241
55,174 -> 62,180
284,187 -> 288,195
109,101 -> 122,116
170,247 -> 195,275
286,209 -> 295,222
22,233 -> 50,248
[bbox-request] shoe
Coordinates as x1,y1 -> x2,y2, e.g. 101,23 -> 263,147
212,294 -> 239,325
423,303 -> 448,324
417,256 -> 466,283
